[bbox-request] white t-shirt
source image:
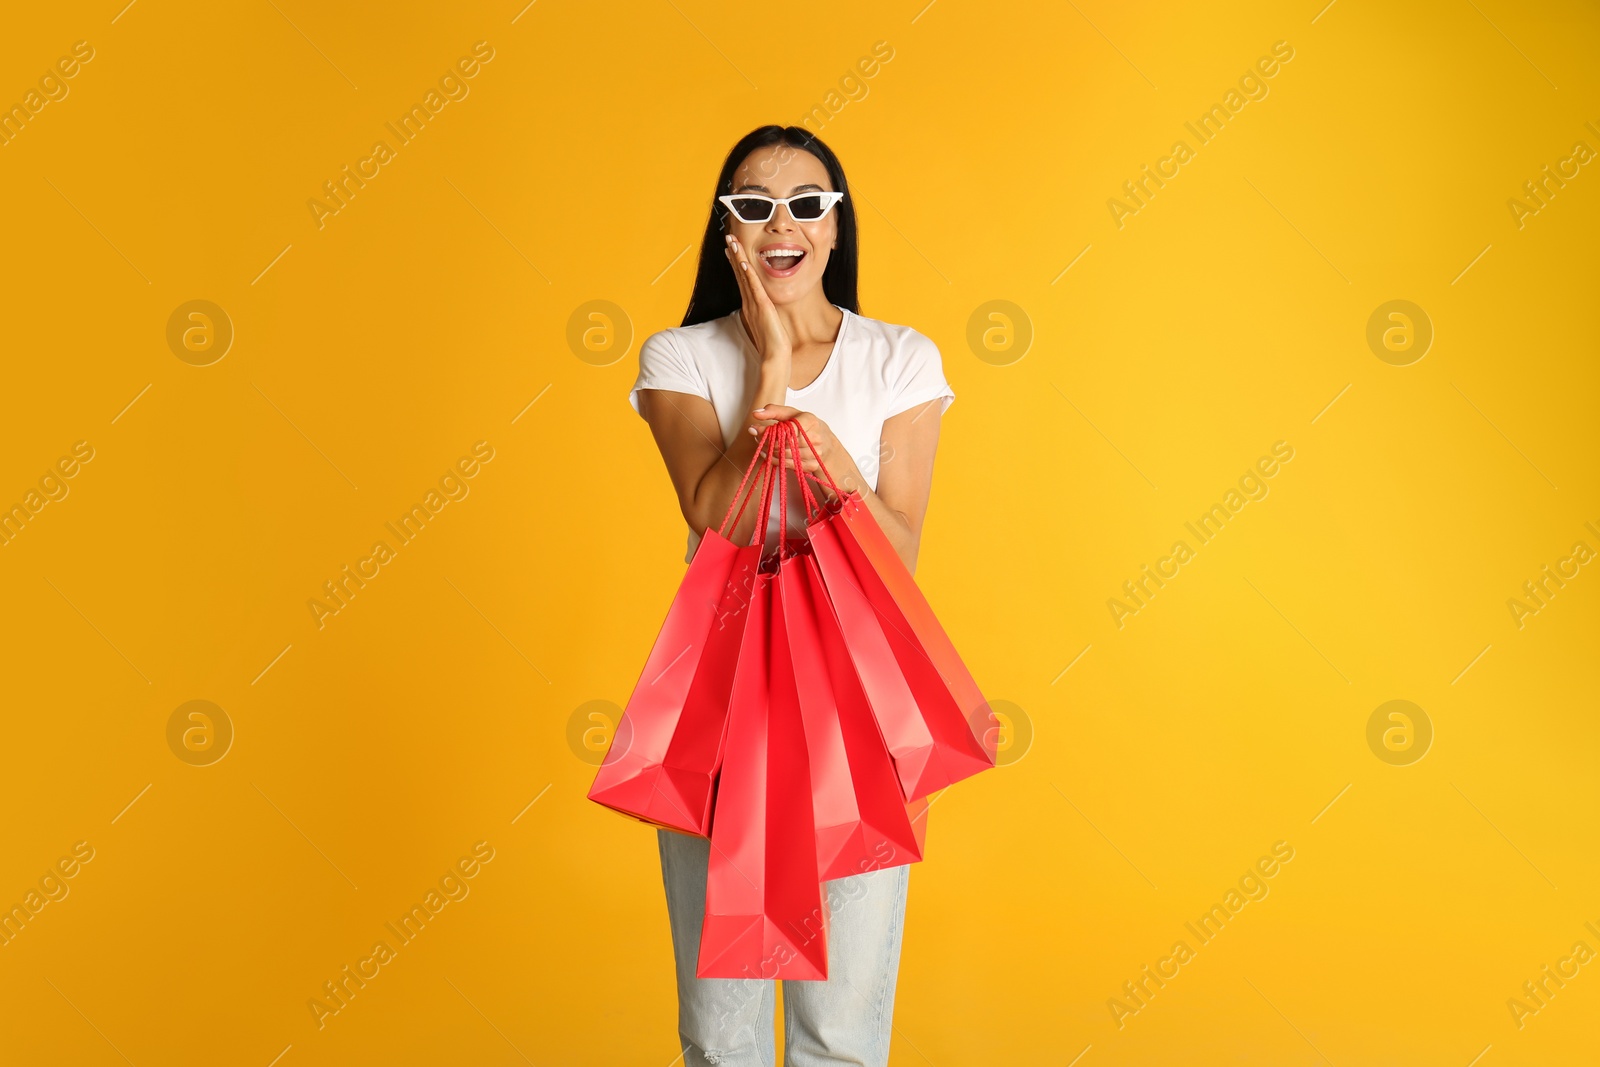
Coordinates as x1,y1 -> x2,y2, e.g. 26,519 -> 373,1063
628,306 -> 955,562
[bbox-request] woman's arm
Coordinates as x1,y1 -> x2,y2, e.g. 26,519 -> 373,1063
636,373 -> 786,550
636,234 -> 796,548
866,398 -> 944,575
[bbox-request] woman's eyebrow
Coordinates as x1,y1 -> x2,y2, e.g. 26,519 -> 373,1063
732,182 -> 828,194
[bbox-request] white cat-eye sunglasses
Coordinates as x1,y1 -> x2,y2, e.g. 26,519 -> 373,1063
718,191 -> 845,224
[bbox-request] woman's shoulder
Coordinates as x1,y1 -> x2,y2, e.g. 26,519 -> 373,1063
630,313 -> 747,410
641,311 -> 742,361
843,311 -> 953,413
845,310 -> 941,362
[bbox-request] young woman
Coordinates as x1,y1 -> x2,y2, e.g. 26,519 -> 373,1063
627,125 -> 956,1067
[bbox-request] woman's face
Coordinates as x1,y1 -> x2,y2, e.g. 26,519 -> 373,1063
725,145 -> 838,305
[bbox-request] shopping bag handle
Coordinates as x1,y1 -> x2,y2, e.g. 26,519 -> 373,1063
715,420 -> 844,558
776,422 -> 791,559
716,422 -> 786,547
752,422 -> 798,562
768,422 -> 813,560
742,419 -> 843,533
787,422 -> 824,523
717,423 -> 765,536
759,423 -> 808,560
774,423 -> 829,556
788,421 -> 844,521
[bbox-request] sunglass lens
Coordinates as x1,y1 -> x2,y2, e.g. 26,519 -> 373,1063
788,194 -> 828,220
727,197 -> 773,223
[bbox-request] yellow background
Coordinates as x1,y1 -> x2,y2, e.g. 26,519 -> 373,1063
1,0 -> 1596,1063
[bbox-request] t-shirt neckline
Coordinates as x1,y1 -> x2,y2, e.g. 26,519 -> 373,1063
736,306 -> 851,399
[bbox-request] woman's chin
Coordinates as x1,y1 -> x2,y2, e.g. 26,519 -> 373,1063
758,274 -> 815,302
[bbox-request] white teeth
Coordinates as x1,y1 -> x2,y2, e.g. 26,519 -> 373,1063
761,249 -> 804,259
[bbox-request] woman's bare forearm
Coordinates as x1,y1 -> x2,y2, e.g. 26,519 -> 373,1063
688,360 -> 790,546
851,482 -> 920,575
809,454 -> 920,576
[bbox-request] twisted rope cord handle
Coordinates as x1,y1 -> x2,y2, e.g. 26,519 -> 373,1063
791,424 -> 823,521
790,421 -> 844,520
714,420 -> 838,558
776,422 -> 791,560
751,422 -> 782,551
780,422 -> 829,551
717,423 -> 785,539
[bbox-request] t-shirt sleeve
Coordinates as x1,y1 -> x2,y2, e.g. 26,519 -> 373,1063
885,330 -> 955,420
628,330 -> 708,416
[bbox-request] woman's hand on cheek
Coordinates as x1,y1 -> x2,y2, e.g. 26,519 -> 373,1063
725,234 -> 792,364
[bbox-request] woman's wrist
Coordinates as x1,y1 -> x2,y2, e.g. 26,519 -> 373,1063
753,359 -> 790,409
830,454 -> 866,498
800,441 -> 861,505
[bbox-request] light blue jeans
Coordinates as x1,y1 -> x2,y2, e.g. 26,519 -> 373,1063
657,829 -> 910,1066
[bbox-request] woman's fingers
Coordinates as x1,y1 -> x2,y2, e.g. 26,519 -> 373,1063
775,453 -> 816,472
788,419 -> 824,461
729,235 -> 760,285
725,237 -> 754,306
749,408 -> 798,459
762,436 -> 820,471
748,409 -> 832,473
729,234 -> 755,277
726,235 -> 782,358
730,236 -> 781,323
724,235 -> 795,365
725,236 -> 756,309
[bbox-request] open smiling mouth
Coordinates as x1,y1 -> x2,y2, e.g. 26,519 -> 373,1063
759,248 -> 806,276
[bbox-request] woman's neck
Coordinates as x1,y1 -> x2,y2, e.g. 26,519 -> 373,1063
774,292 -> 844,347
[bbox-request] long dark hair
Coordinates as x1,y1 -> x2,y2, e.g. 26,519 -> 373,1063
680,125 -> 859,327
